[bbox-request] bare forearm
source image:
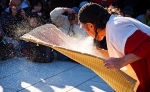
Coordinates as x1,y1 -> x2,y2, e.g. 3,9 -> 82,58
121,53 -> 141,66
104,53 -> 141,71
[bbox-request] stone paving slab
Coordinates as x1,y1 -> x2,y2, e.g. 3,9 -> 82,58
0,57 -> 114,92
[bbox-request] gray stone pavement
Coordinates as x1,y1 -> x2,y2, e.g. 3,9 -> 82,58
0,57 -> 114,92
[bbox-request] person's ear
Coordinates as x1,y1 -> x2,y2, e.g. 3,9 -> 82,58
86,23 -> 94,29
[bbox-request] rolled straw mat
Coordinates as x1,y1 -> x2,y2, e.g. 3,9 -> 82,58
20,24 -> 137,92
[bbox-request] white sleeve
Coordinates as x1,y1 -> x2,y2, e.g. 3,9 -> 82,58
50,7 -> 67,27
106,17 -> 138,54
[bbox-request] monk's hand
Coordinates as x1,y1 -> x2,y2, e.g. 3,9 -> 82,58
104,57 -> 124,71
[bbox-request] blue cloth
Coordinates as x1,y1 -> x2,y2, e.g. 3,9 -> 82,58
21,0 -> 28,9
72,7 -> 79,14
79,1 -> 88,8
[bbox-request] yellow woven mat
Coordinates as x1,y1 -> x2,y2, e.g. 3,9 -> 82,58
20,24 -> 137,92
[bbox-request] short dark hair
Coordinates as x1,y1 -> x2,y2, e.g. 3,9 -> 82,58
31,0 -> 43,12
28,12 -> 39,18
78,3 -> 110,29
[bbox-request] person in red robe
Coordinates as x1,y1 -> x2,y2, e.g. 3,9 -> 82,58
78,3 -> 150,92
